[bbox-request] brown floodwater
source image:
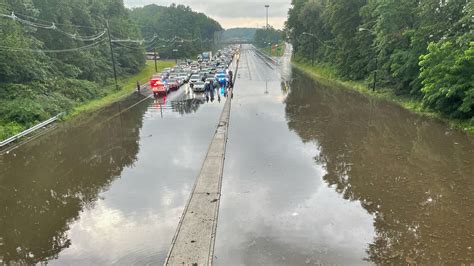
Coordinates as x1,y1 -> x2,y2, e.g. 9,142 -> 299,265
0,45 -> 473,265
214,45 -> 473,265
0,89 -> 226,264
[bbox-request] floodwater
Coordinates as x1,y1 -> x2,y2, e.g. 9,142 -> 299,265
0,89 -> 225,264
214,45 -> 474,265
0,45 -> 473,265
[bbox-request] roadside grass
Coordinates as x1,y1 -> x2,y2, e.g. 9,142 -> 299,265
293,59 -> 474,135
66,60 -> 174,118
0,60 -> 175,141
262,42 -> 286,57
0,121 -> 25,142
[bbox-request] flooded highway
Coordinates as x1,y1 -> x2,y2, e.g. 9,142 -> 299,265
1,44 -> 473,265
214,45 -> 474,265
0,89 -> 225,264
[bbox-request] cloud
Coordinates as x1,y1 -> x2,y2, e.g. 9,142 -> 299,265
124,0 -> 290,29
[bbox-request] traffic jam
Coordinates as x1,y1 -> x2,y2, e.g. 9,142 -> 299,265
150,46 -> 239,100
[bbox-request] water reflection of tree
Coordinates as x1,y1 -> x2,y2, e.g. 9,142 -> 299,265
0,95 -> 148,264
284,69 -> 474,264
171,98 -> 206,115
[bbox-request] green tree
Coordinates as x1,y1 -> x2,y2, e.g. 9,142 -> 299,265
285,0 -> 473,120
0,0 -> 145,139
253,27 -> 284,48
419,41 -> 474,119
129,4 -> 223,59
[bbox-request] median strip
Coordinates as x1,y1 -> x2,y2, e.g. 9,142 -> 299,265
165,95 -> 231,266
165,52 -> 240,265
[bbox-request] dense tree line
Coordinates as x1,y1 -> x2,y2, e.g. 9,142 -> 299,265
0,0 -> 144,139
253,27 -> 285,48
129,4 -> 223,59
0,1 -> 224,140
221,28 -> 257,42
286,0 -> 473,120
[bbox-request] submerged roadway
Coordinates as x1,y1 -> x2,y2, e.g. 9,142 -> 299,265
0,44 -> 473,265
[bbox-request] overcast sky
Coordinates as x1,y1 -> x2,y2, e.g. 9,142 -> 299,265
124,0 -> 291,29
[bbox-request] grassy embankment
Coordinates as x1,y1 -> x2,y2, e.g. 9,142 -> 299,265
0,60 -> 174,141
292,59 -> 474,134
261,42 -> 286,57
67,60 -> 174,118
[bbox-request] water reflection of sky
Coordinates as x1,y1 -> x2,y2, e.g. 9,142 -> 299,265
50,98 -> 225,265
214,52 -> 375,265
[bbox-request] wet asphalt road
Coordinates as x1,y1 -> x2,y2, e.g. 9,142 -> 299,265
0,44 -> 473,265
214,46 -> 375,265
213,45 -> 474,265
0,84 -> 227,264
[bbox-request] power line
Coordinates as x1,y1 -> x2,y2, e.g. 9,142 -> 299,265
0,11 -> 107,41
113,42 -> 144,50
0,38 -> 106,53
111,38 -> 145,44
55,27 -> 107,42
1,9 -> 215,54
4,9 -> 104,30
111,35 -> 209,47
111,35 -> 180,44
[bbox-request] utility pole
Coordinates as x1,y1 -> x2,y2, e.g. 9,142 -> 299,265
153,47 -> 158,72
264,5 -> 270,29
173,49 -> 178,64
105,20 -> 119,90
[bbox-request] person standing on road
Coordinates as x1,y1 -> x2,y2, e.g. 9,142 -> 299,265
204,81 -> 210,102
214,78 -> 221,102
221,78 -> 226,97
209,79 -> 215,102
228,70 -> 233,92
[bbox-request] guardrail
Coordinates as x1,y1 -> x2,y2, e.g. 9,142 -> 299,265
0,113 -> 63,148
254,47 -> 279,66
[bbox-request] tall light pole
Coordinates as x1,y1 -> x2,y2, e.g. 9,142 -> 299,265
359,27 -> 377,92
302,32 -> 316,66
264,5 -> 270,29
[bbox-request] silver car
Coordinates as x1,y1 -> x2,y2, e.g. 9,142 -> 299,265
192,81 -> 206,92
189,74 -> 201,83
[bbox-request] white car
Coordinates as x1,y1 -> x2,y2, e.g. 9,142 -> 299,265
178,74 -> 189,83
189,74 -> 201,83
192,81 -> 206,92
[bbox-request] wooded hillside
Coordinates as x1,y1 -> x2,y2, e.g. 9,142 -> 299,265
0,0 -> 144,139
0,1 -> 223,140
129,4 -> 222,59
286,0 -> 473,121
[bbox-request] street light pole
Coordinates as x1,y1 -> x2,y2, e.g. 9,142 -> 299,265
373,56 -> 377,92
264,5 -> 270,29
302,32 -> 315,66
359,27 -> 377,92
